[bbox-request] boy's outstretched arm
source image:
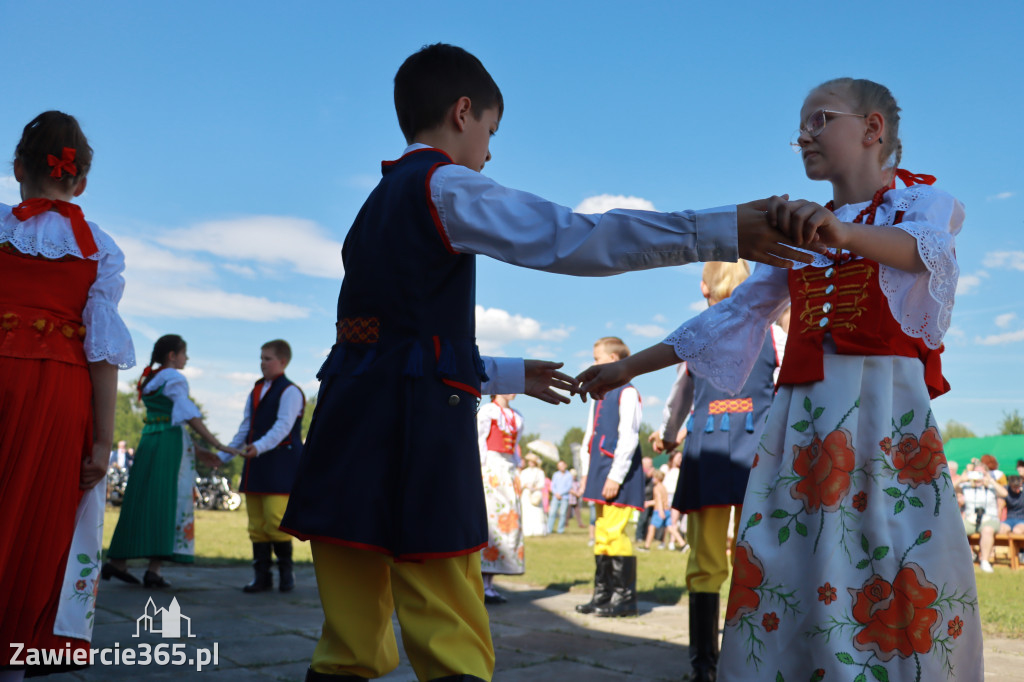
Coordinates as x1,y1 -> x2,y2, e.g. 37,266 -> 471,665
576,343 -> 679,400
737,200 -> 825,268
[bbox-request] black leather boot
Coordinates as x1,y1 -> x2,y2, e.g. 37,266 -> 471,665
575,555 -> 612,614
686,592 -> 720,681
243,542 -> 274,593
596,555 -> 638,617
273,540 -> 295,592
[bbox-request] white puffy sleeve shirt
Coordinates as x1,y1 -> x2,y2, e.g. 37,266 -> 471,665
0,202 -> 136,369
143,369 -> 202,426
661,185 -> 962,394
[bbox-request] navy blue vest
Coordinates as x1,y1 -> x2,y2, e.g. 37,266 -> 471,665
582,384 -> 645,510
672,332 -> 780,513
240,375 -> 304,495
281,148 -> 490,559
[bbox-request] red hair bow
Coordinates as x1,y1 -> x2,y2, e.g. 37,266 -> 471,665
137,366 -> 154,403
892,168 -> 937,188
47,147 -> 78,179
11,198 -> 98,258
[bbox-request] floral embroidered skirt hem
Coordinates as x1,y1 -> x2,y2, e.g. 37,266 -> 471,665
719,355 -> 982,682
480,451 -> 525,574
0,357 -> 93,660
107,425 -> 196,563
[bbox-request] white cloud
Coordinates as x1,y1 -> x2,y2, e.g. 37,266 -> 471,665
956,272 -> 987,295
182,366 -> 204,380
974,329 -> 1024,346
158,216 -> 344,279
626,323 -> 667,338
689,299 -> 707,312
223,371 -> 261,385
121,285 -> 309,321
986,191 -> 1014,201
574,194 -> 657,214
645,395 -> 662,407
116,235 -> 213,275
475,305 -> 572,354
345,174 -> 379,191
652,314 -> 668,323
995,313 -> 1018,329
983,251 -> 1024,271
222,263 -> 257,278
525,345 -> 558,360
0,176 -> 19,204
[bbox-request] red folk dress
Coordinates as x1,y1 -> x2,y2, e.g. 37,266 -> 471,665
0,201 -> 134,674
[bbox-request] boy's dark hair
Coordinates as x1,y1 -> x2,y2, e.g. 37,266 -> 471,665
139,334 -> 187,392
14,111 -> 93,188
394,43 -> 503,144
262,339 -> 292,363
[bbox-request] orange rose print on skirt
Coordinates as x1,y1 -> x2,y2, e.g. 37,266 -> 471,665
482,545 -> 501,562
849,563 -> 939,661
497,510 -> 519,534
725,541 -> 764,626
790,428 -> 856,513
890,426 -> 945,488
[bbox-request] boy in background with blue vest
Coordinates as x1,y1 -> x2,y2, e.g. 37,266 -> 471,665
577,337 -> 645,618
279,43 -> 818,682
219,339 -> 304,594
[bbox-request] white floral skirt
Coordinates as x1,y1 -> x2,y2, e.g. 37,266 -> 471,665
719,355 -> 982,682
481,451 -> 525,574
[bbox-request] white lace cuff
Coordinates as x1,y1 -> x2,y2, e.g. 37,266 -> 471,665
82,299 -> 136,369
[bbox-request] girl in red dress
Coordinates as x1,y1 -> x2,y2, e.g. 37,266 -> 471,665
0,112 -> 135,679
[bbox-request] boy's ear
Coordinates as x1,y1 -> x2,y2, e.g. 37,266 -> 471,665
451,96 -> 473,132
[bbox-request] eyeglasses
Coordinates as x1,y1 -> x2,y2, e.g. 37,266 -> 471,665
790,109 -> 866,152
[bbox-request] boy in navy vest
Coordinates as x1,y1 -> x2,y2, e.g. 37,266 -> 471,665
279,43 -> 817,682
577,337 -> 645,618
218,339 -> 304,594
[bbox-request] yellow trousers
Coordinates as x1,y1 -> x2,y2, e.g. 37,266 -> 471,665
309,541 -> 495,680
594,503 -> 634,556
685,506 -> 741,594
245,494 -> 293,543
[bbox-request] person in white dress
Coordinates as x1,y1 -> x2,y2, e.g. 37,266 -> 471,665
477,394 -> 526,603
520,453 -> 548,537
578,78 -> 981,681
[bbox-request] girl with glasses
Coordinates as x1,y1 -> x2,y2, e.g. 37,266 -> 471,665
577,78 -> 981,681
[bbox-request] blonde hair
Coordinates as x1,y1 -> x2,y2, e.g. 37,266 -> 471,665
652,469 -> 665,482
594,336 -> 630,359
815,78 -> 902,170
702,260 -> 750,304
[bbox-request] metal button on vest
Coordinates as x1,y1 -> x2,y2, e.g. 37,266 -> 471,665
825,284 -> 835,295
825,267 -> 835,278
819,317 -> 829,328
822,302 -> 833,313
448,394 -> 460,407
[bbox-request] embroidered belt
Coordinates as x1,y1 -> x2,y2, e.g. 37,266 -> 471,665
708,398 -> 752,415
336,317 -> 380,344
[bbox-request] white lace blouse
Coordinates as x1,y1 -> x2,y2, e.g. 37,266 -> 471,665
0,203 -> 135,369
142,369 -> 202,426
662,184 -> 963,394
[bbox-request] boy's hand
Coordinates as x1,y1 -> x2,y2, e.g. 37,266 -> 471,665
576,360 -> 634,401
243,444 -> 259,459
770,198 -> 845,251
602,479 -> 620,501
524,360 -> 578,405
737,198 -> 825,268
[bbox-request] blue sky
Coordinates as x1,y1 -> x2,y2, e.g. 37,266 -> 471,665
3,1 -> 1022,445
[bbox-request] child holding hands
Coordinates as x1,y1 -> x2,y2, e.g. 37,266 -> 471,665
280,43 -> 818,682
579,79 -> 981,681
0,112 -> 135,679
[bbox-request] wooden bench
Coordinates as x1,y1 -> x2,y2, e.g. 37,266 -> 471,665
967,533 -> 1024,570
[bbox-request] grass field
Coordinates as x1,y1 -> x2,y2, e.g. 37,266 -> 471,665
103,503 -> 1024,639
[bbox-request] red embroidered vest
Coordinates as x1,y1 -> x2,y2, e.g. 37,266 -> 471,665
777,255 -> 949,398
485,416 -> 517,454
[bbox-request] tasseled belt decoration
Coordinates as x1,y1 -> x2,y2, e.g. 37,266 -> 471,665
704,397 -> 755,434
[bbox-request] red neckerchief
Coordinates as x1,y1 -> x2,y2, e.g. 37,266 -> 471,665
11,198 -> 98,258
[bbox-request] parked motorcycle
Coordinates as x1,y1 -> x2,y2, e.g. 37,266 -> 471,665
107,467 -> 128,506
194,472 -> 242,511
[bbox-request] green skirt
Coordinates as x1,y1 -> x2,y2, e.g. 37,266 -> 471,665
107,423 -> 195,563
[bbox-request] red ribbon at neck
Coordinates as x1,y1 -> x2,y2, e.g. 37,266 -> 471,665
891,168 -> 937,189
11,198 -> 98,258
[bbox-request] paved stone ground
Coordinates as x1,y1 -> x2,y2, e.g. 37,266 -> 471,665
64,564 -> 1023,681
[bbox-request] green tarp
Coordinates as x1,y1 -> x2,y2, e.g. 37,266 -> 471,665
944,435 -> 1024,470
